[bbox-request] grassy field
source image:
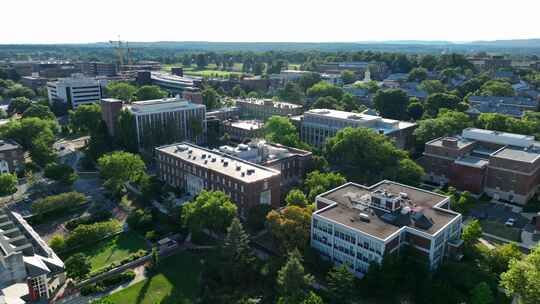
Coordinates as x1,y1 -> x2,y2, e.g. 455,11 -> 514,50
70,231 -> 148,272
106,251 -> 209,304
161,63 -> 244,78
480,220 -> 522,242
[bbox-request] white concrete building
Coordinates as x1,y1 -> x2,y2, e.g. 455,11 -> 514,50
300,109 -> 417,149
125,97 -> 206,149
46,73 -> 106,109
311,181 -> 463,278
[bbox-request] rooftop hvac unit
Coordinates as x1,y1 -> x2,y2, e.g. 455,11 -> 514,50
359,213 -> 370,222
399,192 -> 408,199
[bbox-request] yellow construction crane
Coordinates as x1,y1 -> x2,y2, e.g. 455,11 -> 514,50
109,36 -> 132,67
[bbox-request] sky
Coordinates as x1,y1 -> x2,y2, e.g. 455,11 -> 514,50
1,0 -> 539,44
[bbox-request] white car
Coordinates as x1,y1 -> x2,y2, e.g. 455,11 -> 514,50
504,218 -> 516,227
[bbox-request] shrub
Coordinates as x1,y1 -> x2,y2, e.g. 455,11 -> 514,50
32,191 -> 87,216
48,234 -> 66,252
65,210 -> 113,231
127,209 -> 153,232
89,250 -> 148,277
64,220 -> 121,249
145,230 -> 159,242
80,284 -> 105,296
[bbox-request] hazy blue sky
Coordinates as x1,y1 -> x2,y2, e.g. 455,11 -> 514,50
2,0 -> 538,43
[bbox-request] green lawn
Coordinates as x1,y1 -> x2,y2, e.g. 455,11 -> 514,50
72,231 -> 148,272
480,220 -> 522,242
106,251 -> 209,304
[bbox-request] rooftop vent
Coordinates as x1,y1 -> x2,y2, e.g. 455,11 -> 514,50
359,213 -> 370,222
223,161 -> 229,167
236,165 -> 241,171
211,158 -> 216,162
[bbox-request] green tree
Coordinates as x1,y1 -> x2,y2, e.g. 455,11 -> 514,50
341,70 -> 356,85
202,87 -> 220,110
0,117 -> 56,150
196,53 -> 208,69
298,73 -> 322,92
181,190 -> 237,234
105,82 -> 137,102
222,218 -> 255,284
500,244 -> 540,304
97,151 -> 146,194
304,171 -> 346,201
487,242 -> 522,275
407,100 -> 424,120
30,137 -> 57,167
424,92 -> 462,116
277,250 -> 314,304
373,89 -> 409,120
6,85 -> 35,99
44,163 -> 78,186
419,54 -> 438,70
462,219 -> 482,246
246,204 -> 272,232
419,80 -> 446,95
267,206 -> 312,253
87,120 -> 113,162
306,81 -> 343,100
22,104 -> 55,120
324,127 -> 416,184
32,191 -> 87,216
310,96 -> 340,110
326,265 -> 355,304
353,80 -> 379,93
69,103 -> 102,133
470,282 -> 494,304
302,292 -> 324,304
65,253 -> 91,280
413,110 -> 472,149
0,173 -> 17,197
115,110 -> 138,153
264,116 -> 305,148
285,189 -> 308,207
135,85 -> 167,101
231,85 -> 246,98
7,96 -> 32,114
396,158 -> 425,186
48,234 -> 66,252
408,67 -> 428,82
279,82 -> 304,103
479,80 -> 514,96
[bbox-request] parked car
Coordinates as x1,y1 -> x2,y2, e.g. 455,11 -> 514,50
505,218 -> 516,227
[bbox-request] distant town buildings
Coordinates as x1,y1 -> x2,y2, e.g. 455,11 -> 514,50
0,140 -> 24,174
466,95 -> 539,118
79,61 -> 117,77
235,98 -> 303,120
0,208 -> 65,302
136,71 -> 201,95
298,109 -> 417,149
47,74 -> 107,109
155,142 -> 281,215
311,180 -> 462,277
421,128 -> 540,204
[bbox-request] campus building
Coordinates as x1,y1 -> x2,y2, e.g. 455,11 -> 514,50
46,74 -> 106,108
311,181 -> 463,278
222,120 -> 264,142
136,71 -> 201,95
155,142 -> 281,215
299,109 -> 417,149
466,95 -> 539,118
217,139 -> 312,192
0,208 -> 65,303
100,97 -> 206,149
0,140 -> 24,174
421,128 -> 540,204
235,98 -> 303,120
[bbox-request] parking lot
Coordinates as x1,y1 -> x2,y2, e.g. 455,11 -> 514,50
470,202 -> 536,238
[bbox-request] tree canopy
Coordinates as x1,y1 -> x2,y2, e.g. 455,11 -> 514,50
324,127 -> 423,185
22,104 -> 55,120
500,244 -> 540,304
105,82 -> 137,102
69,103 -> 102,134
304,171 -> 346,201
264,116 -> 306,149
97,151 -> 146,194
267,206 -> 312,253
277,250 -> 315,304
181,190 -> 237,234
135,85 -> 167,101
306,81 -> 343,100
373,89 -> 409,120
0,173 -> 17,197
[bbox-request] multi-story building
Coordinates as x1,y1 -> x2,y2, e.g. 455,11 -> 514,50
311,180 -> 462,278
218,139 -> 312,192
20,74 -> 48,90
0,208 -> 65,302
47,74 -> 107,109
236,98 -> 303,120
421,128 -> 540,204
222,120 -> 264,142
0,140 -> 24,174
155,142 -> 281,215
80,61 -> 117,77
125,97 -> 206,149
299,109 -> 417,149
136,71 -> 202,95
206,107 -> 241,122
466,95 -> 538,118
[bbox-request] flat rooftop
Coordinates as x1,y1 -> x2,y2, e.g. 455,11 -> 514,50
128,97 -> 205,114
305,109 -> 416,132
492,146 -> 540,163
226,120 -> 264,130
156,142 -> 280,183
316,181 -> 459,240
236,98 -> 302,109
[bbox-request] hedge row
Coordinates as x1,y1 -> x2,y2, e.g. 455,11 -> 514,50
89,249 -> 148,277
80,270 -> 136,296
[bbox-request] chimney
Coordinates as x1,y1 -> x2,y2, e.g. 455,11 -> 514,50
442,137 -> 459,148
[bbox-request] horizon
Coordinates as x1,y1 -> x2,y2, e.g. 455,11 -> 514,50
2,0 -> 539,44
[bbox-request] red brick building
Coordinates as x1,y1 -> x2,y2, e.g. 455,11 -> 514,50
421,128 -> 540,204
